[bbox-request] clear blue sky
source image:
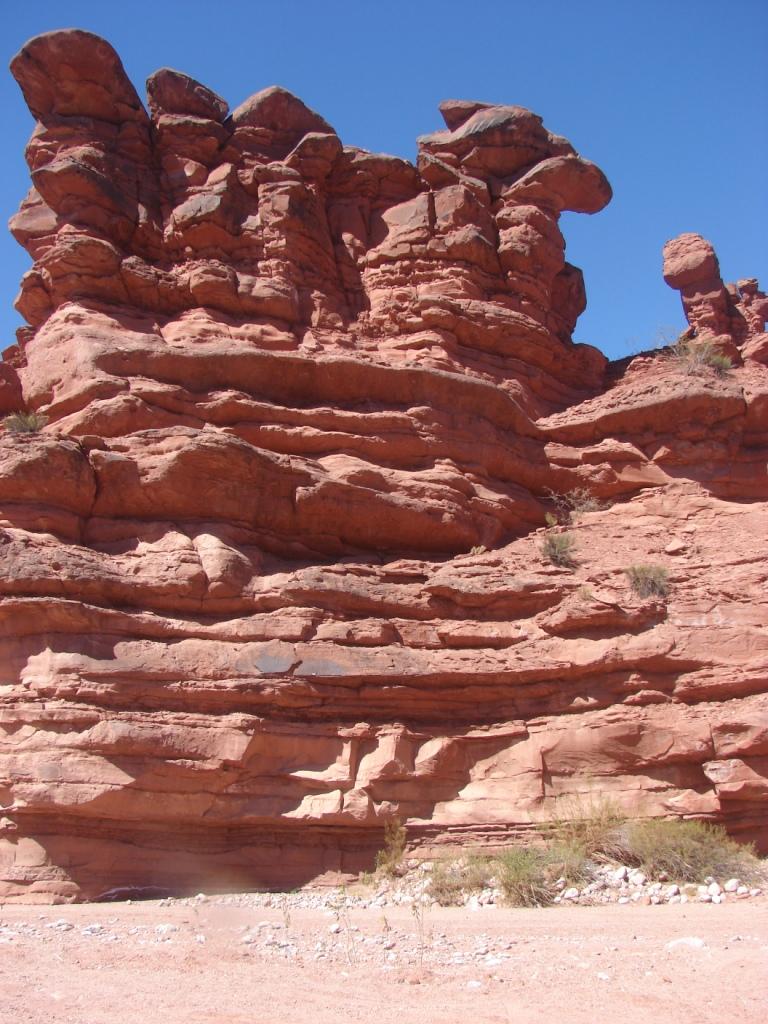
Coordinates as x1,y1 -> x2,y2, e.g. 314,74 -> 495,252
2,0 -> 766,361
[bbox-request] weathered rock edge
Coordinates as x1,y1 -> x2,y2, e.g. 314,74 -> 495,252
0,29 -> 766,902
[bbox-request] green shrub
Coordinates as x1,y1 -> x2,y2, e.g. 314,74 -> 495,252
541,531 -> 577,568
625,564 -> 669,598
497,848 -> 555,907
667,338 -> 732,377
2,410 -> 48,433
622,819 -> 760,883
374,817 -> 407,877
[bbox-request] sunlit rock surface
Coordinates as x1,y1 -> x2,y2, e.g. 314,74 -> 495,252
0,30 -> 766,901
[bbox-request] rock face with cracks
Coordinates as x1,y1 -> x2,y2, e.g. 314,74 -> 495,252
1,30 -> 767,903
662,232 -> 768,363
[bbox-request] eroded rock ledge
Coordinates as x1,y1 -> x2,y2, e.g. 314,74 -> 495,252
0,29 -> 766,901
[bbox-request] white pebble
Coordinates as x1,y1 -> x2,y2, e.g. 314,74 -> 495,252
666,936 -> 706,951
724,879 -> 740,893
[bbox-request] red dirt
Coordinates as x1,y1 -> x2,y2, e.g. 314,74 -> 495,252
1,898 -> 766,1023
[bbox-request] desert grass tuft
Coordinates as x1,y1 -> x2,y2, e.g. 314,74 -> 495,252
2,410 -> 47,433
541,531 -> 577,568
625,564 -> 669,598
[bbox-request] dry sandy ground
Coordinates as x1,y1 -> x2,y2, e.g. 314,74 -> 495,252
1,897 -> 766,1024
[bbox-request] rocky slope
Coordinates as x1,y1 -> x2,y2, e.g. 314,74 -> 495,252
0,29 -> 766,902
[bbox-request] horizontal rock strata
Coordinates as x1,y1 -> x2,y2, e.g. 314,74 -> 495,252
0,30 -> 766,901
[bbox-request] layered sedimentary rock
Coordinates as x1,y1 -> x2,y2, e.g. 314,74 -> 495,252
663,232 -> 768,364
1,30 -> 766,902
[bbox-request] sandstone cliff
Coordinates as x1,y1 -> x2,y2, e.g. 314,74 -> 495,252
1,29 -> 766,902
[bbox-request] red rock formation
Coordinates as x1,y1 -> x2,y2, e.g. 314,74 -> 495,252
1,31 -> 766,902
662,232 -> 768,360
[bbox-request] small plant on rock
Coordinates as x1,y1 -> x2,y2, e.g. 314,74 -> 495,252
374,817 -> 407,877
2,410 -> 47,433
541,531 -> 577,568
545,487 -> 604,524
625,564 -> 669,598
667,337 -> 732,377
707,353 -> 733,375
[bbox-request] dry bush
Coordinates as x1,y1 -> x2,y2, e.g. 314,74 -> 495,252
625,564 -> 669,598
541,531 -> 577,568
545,840 -> 591,884
374,817 -> 407,877
666,337 -> 732,377
428,855 -> 494,906
496,848 -> 556,907
427,863 -> 466,906
546,795 -> 627,872
545,487 -> 605,524
621,819 -> 761,884
2,410 -> 48,433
